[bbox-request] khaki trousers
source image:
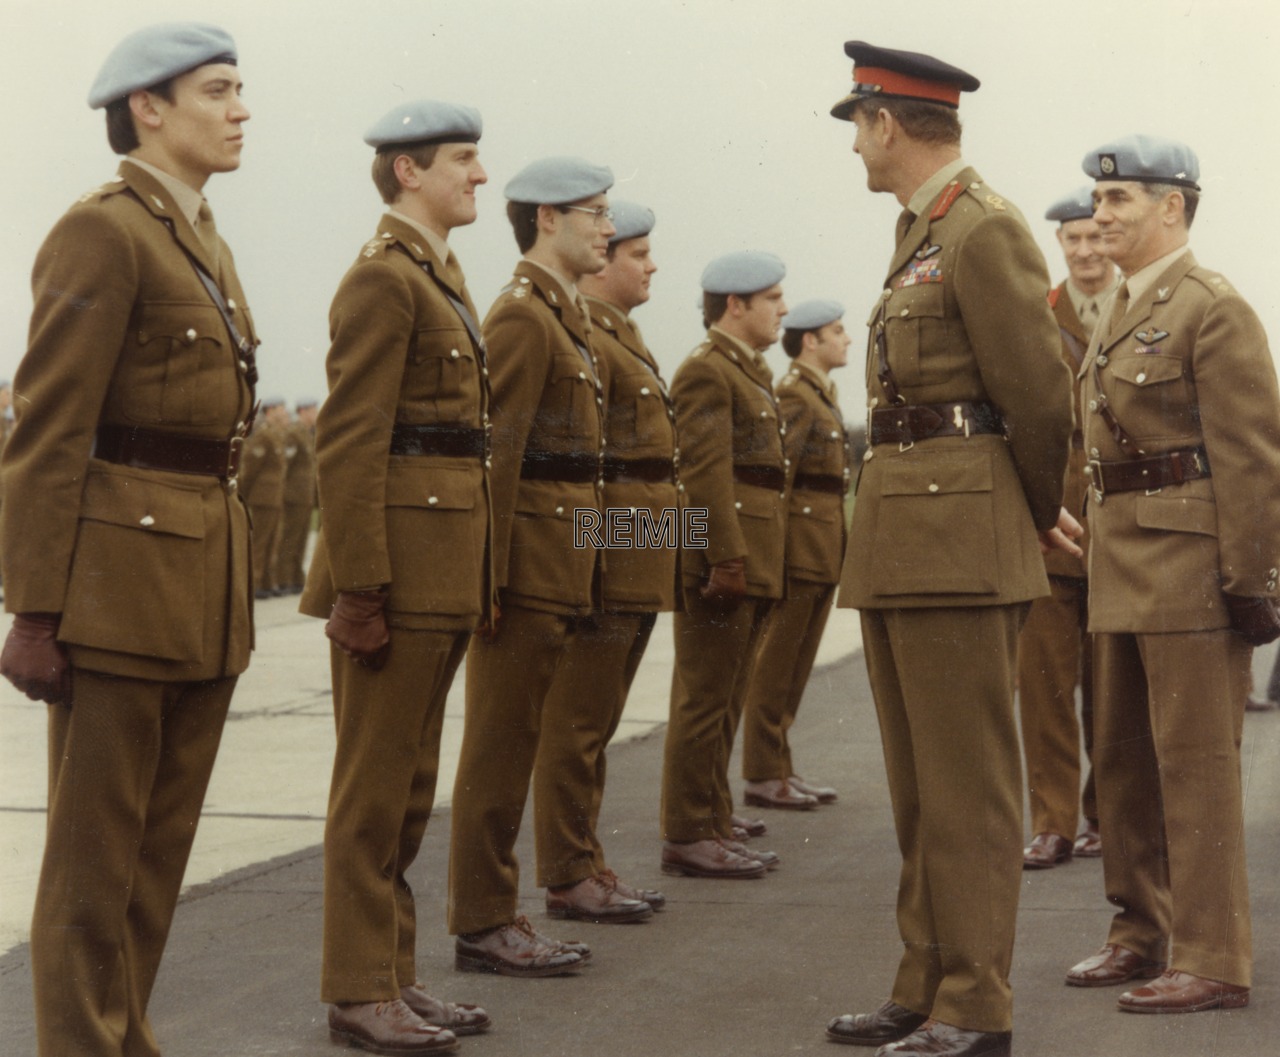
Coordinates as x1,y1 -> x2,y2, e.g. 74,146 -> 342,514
533,611 -> 655,888
249,502 -> 282,592
31,670 -> 235,1057
661,588 -> 773,843
741,579 -> 835,781
321,629 -> 468,1002
277,502 -> 313,588
447,605 -> 582,935
1016,575 -> 1096,838
1094,629 -> 1252,987
861,604 -> 1026,1034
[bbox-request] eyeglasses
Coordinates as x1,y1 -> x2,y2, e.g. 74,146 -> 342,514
560,204 -> 614,226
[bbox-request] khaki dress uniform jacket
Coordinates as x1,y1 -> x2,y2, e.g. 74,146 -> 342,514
2,160 -> 256,1057
533,296 -> 680,888
448,260 -> 606,935
299,213 -> 492,1003
241,420 -> 286,591
1016,283 -> 1097,841
660,329 -> 787,843
1081,250 -> 1280,989
278,419 -> 317,588
839,168 -> 1072,1033
742,362 -> 850,782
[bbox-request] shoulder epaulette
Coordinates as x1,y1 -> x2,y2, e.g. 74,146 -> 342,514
1189,268 -> 1235,298
75,175 -> 128,206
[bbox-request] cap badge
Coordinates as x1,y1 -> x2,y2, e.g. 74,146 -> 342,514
1099,155 -> 1117,175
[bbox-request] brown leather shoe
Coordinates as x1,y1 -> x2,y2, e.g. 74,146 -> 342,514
1072,822 -> 1102,858
879,1018 -> 1012,1056
1065,943 -> 1163,987
1022,832 -> 1072,870
399,984 -> 491,1036
718,836 -> 780,870
825,1000 -> 927,1046
731,812 -> 767,836
546,874 -> 654,923
1118,969 -> 1249,1013
744,777 -> 818,810
454,915 -> 588,977
598,866 -> 666,911
789,774 -> 838,803
328,999 -> 458,1054
661,839 -> 766,878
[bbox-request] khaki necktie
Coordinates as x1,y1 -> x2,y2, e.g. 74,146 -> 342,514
1107,283 -> 1130,334
1079,298 -> 1100,340
196,201 -> 220,269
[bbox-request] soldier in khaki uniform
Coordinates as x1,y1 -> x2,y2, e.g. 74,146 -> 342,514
278,399 -> 318,594
241,396 -> 288,598
298,100 -> 496,1055
822,43 -> 1076,1057
1018,187 -> 1118,869
447,156 -> 614,975
1064,135 -> 1280,1015
0,24 -> 256,1057
532,201 -> 676,923
659,251 -> 789,880
741,300 -> 851,810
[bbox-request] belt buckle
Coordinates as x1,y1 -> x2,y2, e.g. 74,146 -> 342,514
1086,459 -> 1105,504
226,434 -> 245,483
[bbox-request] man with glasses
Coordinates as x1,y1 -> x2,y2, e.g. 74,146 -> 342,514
447,157 -> 613,976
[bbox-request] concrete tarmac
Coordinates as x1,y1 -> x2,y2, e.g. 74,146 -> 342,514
0,604 -> 1276,1056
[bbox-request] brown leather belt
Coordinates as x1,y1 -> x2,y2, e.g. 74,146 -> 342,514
733,464 -> 786,491
94,424 -> 243,480
793,472 -> 846,495
520,449 -> 599,484
869,400 -> 1005,447
389,423 -> 487,459
1086,447 -> 1211,499
601,456 -> 675,484
1071,429 -> 1085,451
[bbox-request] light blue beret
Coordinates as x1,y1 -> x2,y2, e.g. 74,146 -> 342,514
261,395 -> 286,409
607,200 -> 655,244
701,251 -> 787,295
504,156 -> 614,205
1044,186 -> 1096,224
364,100 -> 482,149
783,300 -> 845,332
295,397 -> 318,410
88,22 -> 237,109
1083,134 -> 1201,191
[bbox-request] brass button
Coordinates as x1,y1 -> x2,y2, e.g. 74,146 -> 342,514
1097,354 -> 1108,366
555,506 -> 564,516
928,483 -> 940,494
227,298 -> 237,311
427,496 -> 438,506
185,328 -> 198,342
734,501 -> 742,510
451,349 -> 460,359
1136,372 -> 1147,384
140,515 -> 156,527
802,506 -> 812,515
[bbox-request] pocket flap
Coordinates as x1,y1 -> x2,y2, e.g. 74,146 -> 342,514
385,463 -> 479,510
881,454 -> 993,497
1109,353 -> 1183,387
413,325 -> 473,362
135,302 -> 226,348
1135,493 -> 1218,537
79,470 -> 205,538
887,280 -> 946,319
734,486 -> 781,519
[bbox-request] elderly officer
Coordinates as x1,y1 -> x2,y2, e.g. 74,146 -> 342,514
447,156 -> 613,974
278,398 -> 319,594
741,300 -> 851,810
241,396 -> 288,597
298,100 -> 495,1054
659,251 -> 789,879
1064,135 -> 1280,1014
1019,187 -> 1119,868
531,200 -> 676,923
0,23 -> 256,1057
823,42 -> 1075,1057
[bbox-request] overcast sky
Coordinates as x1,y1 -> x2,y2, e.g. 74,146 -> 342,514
2,0 -> 1277,421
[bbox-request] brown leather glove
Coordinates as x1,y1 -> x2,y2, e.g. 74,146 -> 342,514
1224,593 -> 1280,646
325,589 -> 391,669
1,613 -> 71,704
699,558 -> 747,608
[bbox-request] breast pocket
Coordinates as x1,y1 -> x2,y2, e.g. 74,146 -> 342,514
60,468 -> 208,662
1105,352 -> 1196,441
126,302 -> 234,426
882,282 -> 950,389
406,326 -> 479,422
870,451 -> 998,596
542,353 -> 598,436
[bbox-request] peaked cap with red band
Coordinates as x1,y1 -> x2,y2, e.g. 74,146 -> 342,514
830,41 -> 979,121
